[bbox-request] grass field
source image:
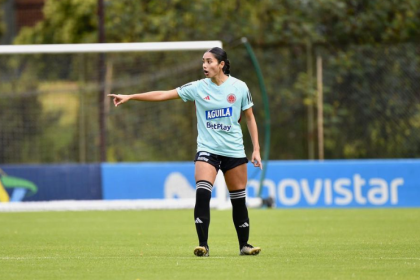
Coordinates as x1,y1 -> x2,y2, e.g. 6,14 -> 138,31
1,208 -> 419,280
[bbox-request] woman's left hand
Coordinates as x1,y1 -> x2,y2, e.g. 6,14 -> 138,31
251,150 -> 263,170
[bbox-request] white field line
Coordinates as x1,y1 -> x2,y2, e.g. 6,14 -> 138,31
0,199 -> 197,212
362,257 -> 420,260
0,256 -> 227,260
0,198 -> 262,212
2,256 -> 417,261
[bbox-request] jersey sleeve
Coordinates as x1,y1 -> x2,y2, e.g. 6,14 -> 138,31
241,84 -> 254,111
177,81 -> 199,102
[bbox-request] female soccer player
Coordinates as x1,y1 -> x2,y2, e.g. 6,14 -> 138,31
108,47 -> 262,257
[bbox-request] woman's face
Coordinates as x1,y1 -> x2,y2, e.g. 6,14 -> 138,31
202,52 -> 224,78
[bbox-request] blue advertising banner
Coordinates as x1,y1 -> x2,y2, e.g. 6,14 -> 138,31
102,160 -> 420,208
1,160 -> 418,207
101,162 -> 201,200
251,160 -> 420,208
0,164 -> 102,202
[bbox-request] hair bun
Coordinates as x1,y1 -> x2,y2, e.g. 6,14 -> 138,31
208,47 -> 230,75
223,59 -> 231,75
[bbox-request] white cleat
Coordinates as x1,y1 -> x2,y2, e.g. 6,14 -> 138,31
240,244 -> 261,256
194,246 -> 209,257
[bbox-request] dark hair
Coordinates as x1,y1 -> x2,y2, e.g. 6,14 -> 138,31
207,47 -> 230,75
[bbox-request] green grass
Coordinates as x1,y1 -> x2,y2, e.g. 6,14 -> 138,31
1,209 -> 419,280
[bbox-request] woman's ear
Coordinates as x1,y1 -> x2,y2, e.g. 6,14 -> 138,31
219,60 -> 225,70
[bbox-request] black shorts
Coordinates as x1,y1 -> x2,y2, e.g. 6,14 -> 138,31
194,151 -> 248,173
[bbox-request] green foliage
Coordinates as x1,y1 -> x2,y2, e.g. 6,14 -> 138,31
0,5 -> 4,38
15,0 -> 420,45
321,44 -> 420,158
15,0 -> 97,44
5,0 -> 420,162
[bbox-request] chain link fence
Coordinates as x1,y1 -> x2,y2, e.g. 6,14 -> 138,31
321,43 -> 420,158
0,43 -> 419,163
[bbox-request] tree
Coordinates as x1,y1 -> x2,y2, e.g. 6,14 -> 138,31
0,0 -> 6,39
6,0 -> 420,162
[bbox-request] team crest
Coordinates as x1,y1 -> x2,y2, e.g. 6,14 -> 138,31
227,94 -> 236,104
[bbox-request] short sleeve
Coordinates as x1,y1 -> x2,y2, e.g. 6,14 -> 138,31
241,84 -> 254,111
177,81 -> 199,102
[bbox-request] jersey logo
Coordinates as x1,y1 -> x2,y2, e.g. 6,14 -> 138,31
206,107 -> 233,120
203,95 -> 210,101
227,94 -> 236,104
206,122 -> 231,132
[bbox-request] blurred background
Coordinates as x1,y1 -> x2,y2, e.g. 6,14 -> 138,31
2,4 -> 420,278
1,0 -> 420,165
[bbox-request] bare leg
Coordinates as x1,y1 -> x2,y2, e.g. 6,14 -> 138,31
195,161 -> 217,184
224,163 -> 247,191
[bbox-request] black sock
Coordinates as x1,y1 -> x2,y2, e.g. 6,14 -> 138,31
194,180 -> 213,247
230,189 -> 249,249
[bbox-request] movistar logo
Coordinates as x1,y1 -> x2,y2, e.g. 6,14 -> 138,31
206,107 -> 232,120
0,168 -> 38,203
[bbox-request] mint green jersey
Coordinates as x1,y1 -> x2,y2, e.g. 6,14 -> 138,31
177,75 -> 254,158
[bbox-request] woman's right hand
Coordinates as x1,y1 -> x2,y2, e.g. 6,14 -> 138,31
108,94 -> 130,107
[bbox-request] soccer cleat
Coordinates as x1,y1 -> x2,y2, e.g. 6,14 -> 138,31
194,245 -> 209,257
240,244 -> 261,256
